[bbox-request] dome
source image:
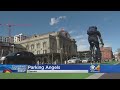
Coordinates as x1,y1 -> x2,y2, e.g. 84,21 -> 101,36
59,28 -> 71,38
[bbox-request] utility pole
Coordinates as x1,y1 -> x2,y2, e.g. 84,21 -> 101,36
60,48 -> 63,64
52,52 -> 53,64
66,52 -> 68,64
1,49 -> 3,57
11,44 -> 15,53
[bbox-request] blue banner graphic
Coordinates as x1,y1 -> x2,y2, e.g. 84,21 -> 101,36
1,64 -> 120,73
0,64 -> 27,73
27,64 -> 120,73
100,65 -> 120,73
27,64 -> 90,70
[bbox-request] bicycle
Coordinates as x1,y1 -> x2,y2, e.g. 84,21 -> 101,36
90,42 -> 103,64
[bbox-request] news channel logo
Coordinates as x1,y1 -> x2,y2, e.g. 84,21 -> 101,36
90,64 -> 100,72
11,65 -> 27,73
0,66 -> 12,73
0,65 -> 27,73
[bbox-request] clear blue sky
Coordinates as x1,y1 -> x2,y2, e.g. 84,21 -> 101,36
0,11 -> 119,52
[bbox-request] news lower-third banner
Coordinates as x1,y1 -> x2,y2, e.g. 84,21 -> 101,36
0,64 -> 27,73
1,64 -> 120,73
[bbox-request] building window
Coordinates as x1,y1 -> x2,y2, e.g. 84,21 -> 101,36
37,50 -> 40,54
43,42 -> 47,48
43,50 -> 47,54
37,43 -> 40,48
43,50 -> 45,54
31,44 -> 34,49
26,45 -> 29,50
52,42 -> 56,49
45,50 -> 47,54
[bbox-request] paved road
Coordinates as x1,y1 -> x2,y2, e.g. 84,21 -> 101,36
98,63 -> 120,79
98,73 -> 120,79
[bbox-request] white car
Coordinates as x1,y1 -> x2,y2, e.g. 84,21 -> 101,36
67,57 -> 81,64
81,58 -> 89,63
82,60 -> 88,63
0,56 -> 6,64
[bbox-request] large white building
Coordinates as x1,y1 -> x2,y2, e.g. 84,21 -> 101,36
15,29 -> 77,64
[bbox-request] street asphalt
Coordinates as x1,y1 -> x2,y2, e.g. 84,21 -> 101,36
98,73 -> 120,79
98,63 -> 120,79
86,62 -> 120,79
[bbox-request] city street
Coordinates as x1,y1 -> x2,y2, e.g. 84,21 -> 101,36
98,63 -> 120,79
98,73 -> 120,79
86,62 -> 120,79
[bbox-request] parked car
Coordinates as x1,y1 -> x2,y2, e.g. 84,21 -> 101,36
3,51 -> 36,64
0,56 -> 6,64
81,58 -> 89,63
67,57 -> 81,64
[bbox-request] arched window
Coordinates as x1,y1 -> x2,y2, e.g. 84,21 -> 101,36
37,50 -> 40,54
43,42 -> 47,48
31,44 -> 34,49
26,45 -> 29,50
37,43 -> 40,48
37,51 -> 39,54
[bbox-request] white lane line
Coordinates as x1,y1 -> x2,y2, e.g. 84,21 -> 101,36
86,73 -> 105,79
86,62 -> 120,79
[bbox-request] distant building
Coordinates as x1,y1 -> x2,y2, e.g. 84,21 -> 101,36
0,34 -> 28,43
0,42 -> 26,56
114,52 -> 120,61
77,50 -> 91,58
0,36 -> 4,42
15,29 -> 77,64
0,36 -> 14,43
78,47 -> 113,61
100,47 -> 113,61
14,33 -> 29,43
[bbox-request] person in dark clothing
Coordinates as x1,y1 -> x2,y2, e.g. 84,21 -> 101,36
87,26 -> 104,63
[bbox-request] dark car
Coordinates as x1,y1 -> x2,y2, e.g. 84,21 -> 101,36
3,51 -> 36,64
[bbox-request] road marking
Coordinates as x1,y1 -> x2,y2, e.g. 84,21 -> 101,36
86,73 -> 104,79
86,62 -> 120,79
114,62 -> 119,65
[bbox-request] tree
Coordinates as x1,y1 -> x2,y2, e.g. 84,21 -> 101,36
117,48 -> 120,53
117,48 -> 120,60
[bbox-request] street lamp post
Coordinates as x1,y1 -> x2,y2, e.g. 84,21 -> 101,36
60,48 -> 63,64
52,52 -> 53,64
66,52 -> 68,64
1,49 -> 3,57
11,45 -> 14,53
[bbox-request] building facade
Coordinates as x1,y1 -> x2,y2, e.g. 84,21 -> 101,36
77,50 -> 91,59
14,33 -> 29,43
0,42 -> 26,57
78,47 -> 113,62
114,52 -> 120,61
15,29 -> 77,64
100,47 -> 113,61
0,36 -> 14,43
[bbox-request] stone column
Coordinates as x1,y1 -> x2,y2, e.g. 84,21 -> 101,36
56,36 -> 60,53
